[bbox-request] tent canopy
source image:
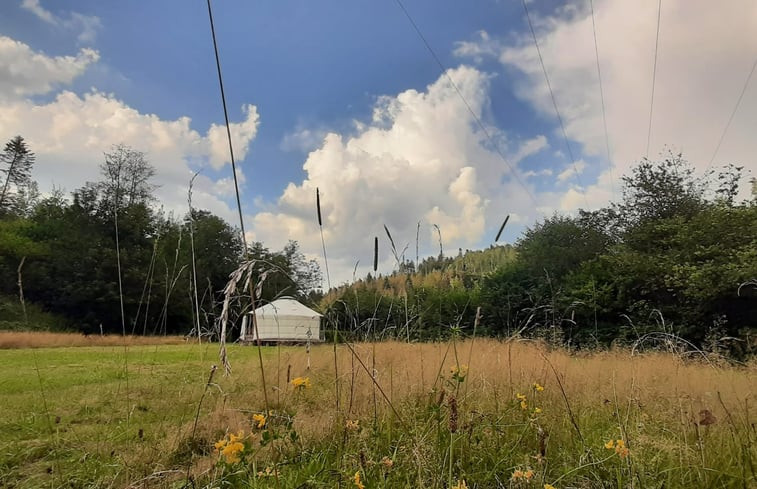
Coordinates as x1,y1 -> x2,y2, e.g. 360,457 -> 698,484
240,297 -> 323,343
252,298 -> 322,319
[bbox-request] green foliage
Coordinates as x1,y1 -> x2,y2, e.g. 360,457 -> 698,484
0,136 -> 36,216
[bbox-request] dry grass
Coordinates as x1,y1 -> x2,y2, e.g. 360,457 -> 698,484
3,339 -> 755,488
0,330 -> 188,349
223,339 -> 757,439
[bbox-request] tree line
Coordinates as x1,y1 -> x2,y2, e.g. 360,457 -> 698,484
324,153 -> 757,356
0,137 -> 322,336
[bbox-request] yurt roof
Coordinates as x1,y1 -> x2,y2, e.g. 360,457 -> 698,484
251,298 -> 322,318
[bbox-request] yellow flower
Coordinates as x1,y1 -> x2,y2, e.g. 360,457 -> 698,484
214,438 -> 227,451
512,469 -> 524,480
520,400 -> 528,410
604,440 -> 615,449
533,382 -> 545,392
516,392 -> 527,401
252,413 -> 266,429
346,419 -> 360,431
533,407 -> 543,414
257,466 -> 276,477
452,479 -> 468,489
450,364 -> 469,380
353,471 -> 365,489
544,485 -> 556,489
228,430 -> 244,443
614,440 -> 629,458
524,469 -> 534,480
291,376 -> 311,389
221,441 -> 244,464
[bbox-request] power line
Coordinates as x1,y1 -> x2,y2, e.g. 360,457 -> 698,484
206,0 -> 247,250
706,56 -> 757,171
646,0 -> 662,158
393,0 -> 539,208
589,0 -> 615,201
206,0 -> 271,413
521,0 -> 588,207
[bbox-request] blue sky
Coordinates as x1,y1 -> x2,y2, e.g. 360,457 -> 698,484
1,0 -> 755,283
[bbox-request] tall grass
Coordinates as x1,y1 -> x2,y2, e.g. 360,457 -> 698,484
4,340 -> 754,487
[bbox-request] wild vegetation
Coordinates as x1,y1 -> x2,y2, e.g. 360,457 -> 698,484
1,340 -> 755,488
1,136 -> 756,487
325,154 -> 757,356
0,138 -> 321,337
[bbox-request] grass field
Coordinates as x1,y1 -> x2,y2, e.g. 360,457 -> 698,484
1,337 -> 755,488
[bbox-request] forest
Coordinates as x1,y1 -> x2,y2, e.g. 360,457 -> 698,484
1,135 -> 756,355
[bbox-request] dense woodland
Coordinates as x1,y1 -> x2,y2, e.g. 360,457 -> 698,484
0,138 -> 320,335
1,135 -> 756,354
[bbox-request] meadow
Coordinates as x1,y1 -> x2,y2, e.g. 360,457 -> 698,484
1,336 -> 755,488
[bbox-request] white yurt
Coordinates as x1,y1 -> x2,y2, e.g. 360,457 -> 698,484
240,297 -> 324,343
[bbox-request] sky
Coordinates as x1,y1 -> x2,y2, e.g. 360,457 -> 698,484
1,0 -> 756,286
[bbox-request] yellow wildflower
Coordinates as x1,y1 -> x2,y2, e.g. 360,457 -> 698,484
614,440 -> 629,458
221,441 -> 244,464
214,438 -> 227,451
516,393 -> 527,401
252,413 -> 266,429
353,471 -> 365,489
533,382 -> 545,392
291,376 -> 311,389
520,400 -> 528,410
452,479 -> 468,489
604,440 -> 615,449
512,469 -> 524,480
257,466 -> 277,477
533,407 -> 542,414
544,485 -> 556,489
228,430 -> 244,443
346,419 -> 360,431
524,469 -> 534,480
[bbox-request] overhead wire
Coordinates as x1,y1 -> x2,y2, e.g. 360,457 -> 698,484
645,0 -> 663,158
393,0 -> 540,208
589,0 -> 615,201
206,0 -> 271,413
521,0 -> 589,208
705,56 -> 757,172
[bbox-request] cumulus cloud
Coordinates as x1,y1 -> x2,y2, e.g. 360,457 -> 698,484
0,36 -> 99,99
249,66 -> 543,284
556,160 -> 587,183
21,0 -> 102,44
456,0 -> 757,204
0,36 -> 259,222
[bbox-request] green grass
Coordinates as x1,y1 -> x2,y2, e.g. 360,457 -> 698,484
1,340 -> 755,488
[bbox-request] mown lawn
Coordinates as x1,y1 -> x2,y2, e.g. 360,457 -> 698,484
1,339 -> 755,488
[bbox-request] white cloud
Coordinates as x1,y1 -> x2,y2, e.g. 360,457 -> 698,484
523,168 -> 553,178
556,160 -> 587,182
249,66 -> 543,284
457,0 -> 757,204
0,37 -> 259,223
511,134 -> 548,162
21,0 -> 102,44
280,126 -> 329,153
206,104 -> 260,170
452,30 -> 501,64
0,36 -> 99,99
